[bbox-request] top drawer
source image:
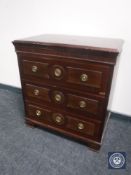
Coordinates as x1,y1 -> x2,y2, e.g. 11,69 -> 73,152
21,58 -> 112,95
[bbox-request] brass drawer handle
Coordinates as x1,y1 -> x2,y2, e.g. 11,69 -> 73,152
78,122 -> 85,130
36,110 -> 41,117
52,113 -> 65,125
54,94 -> 62,102
34,89 -> 39,96
32,65 -> 38,72
55,115 -> 62,123
79,100 -> 86,108
54,68 -> 62,77
80,74 -> 88,82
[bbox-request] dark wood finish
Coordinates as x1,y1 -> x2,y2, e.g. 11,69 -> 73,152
20,56 -> 114,95
13,34 -> 123,150
26,103 -> 101,139
67,94 -> 98,115
22,60 -> 49,79
23,83 -> 105,120
25,83 -> 50,102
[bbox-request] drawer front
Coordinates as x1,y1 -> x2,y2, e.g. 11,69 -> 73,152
21,58 -> 111,95
67,67 -> 102,88
22,60 -> 49,79
49,65 -> 102,89
67,94 -> 98,115
24,83 -> 103,117
25,84 -> 50,102
26,104 -> 101,138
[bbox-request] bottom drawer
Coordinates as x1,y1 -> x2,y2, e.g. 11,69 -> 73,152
26,104 -> 102,139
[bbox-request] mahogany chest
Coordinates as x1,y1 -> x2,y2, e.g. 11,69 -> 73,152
13,34 -> 123,150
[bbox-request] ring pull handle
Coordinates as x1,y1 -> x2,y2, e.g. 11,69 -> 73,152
34,89 -> 39,96
54,94 -> 62,102
35,110 -> 41,117
54,68 -> 62,77
79,100 -> 86,108
52,113 -> 65,125
32,65 -> 38,72
78,122 -> 84,130
80,74 -> 88,82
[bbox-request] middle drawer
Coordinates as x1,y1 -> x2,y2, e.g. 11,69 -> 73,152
23,83 -> 105,120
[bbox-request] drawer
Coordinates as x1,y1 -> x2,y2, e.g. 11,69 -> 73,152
22,60 -> 49,79
25,83 -> 50,102
24,83 -> 104,118
26,104 -> 101,138
21,58 -> 111,95
50,65 -> 102,89
66,67 -> 102,88
67,94 -> 98,115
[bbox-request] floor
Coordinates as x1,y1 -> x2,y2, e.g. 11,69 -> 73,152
0,87 -> 131,175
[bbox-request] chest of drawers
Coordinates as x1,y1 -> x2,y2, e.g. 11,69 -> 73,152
13,34 -> 123,150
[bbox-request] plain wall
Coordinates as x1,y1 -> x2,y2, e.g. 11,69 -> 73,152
0,0 -> 131,116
